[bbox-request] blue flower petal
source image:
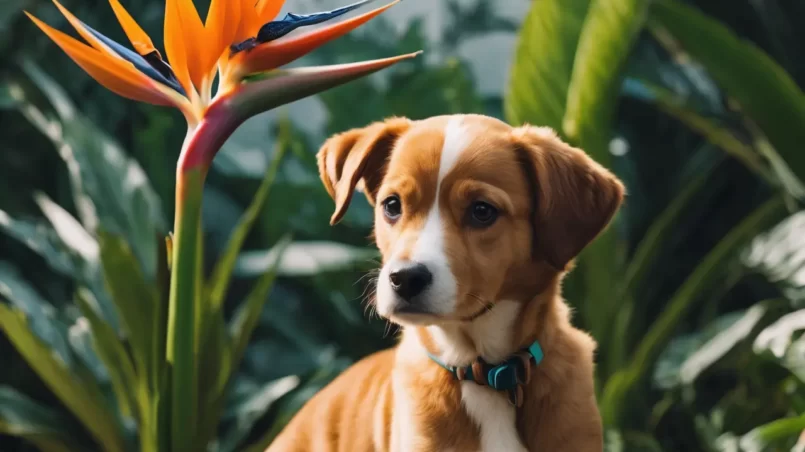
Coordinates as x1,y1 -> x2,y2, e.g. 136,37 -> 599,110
231,0 -> 377,54
81,21 -> 187,96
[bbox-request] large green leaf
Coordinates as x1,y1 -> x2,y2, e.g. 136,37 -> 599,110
0,304 -> 126,452
15,60 -> 166,279
0,386 -> 84,452
600,196 -> 790,425
649,0 -> 805,185
564,0 -> 650,165
505,0 -> 590,132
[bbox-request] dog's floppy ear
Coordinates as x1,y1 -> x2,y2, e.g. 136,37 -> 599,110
512,125 -> 625,271
317,117 -> 411,225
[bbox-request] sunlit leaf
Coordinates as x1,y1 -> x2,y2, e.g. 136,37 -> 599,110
743,210 -> 805,305
33,192 -> 98,264
754,309 -> 805,381
653,309 -> 751,389
505,0 -> 590,133
234,241 -> 379,277
564,0 -> 649,166
677,304 -> 767,385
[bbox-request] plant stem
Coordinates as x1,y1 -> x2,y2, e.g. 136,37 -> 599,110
167,137 -> 206,451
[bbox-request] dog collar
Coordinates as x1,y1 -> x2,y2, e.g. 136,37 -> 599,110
426,340 -> 544,407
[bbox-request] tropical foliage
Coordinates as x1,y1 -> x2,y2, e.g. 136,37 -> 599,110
507,0 -> 805,449
2,0 -> 805,451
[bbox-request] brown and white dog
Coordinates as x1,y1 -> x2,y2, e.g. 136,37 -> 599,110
267,114 -> 624,451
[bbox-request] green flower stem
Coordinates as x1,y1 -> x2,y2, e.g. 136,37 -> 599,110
167,159 -> 206,451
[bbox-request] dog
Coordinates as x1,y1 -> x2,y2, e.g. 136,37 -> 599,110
267,114 -> 624,451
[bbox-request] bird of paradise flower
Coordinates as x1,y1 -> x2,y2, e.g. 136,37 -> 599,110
26,0 -> 418,450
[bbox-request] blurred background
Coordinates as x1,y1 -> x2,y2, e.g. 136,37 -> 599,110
2,0 -> 805,451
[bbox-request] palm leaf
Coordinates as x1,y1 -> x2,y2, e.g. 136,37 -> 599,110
564,0 -> 650,165
505,0 -> 590,133
649,0 -> 805,185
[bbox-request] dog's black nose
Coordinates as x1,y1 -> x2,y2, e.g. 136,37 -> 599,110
389,263 -> 433,301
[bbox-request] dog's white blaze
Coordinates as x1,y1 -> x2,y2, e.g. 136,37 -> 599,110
379,117 -> 472,318
407,117 -> 471,312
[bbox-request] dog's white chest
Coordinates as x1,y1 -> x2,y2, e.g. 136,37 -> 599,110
426,300 -> 529,452
461,382 -> 527,452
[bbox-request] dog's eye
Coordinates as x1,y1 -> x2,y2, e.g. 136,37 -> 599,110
468,201 -> 498,228
382,195 -> 402,222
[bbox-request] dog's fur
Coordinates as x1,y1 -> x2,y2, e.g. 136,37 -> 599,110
267,114 -> 624,451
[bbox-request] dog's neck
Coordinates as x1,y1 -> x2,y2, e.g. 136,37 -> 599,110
408,273 -> 563,367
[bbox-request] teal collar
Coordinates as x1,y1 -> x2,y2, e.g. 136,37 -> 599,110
427,340 -> 544,407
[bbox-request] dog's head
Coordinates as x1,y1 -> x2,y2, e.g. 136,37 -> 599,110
318,114 -> 624,327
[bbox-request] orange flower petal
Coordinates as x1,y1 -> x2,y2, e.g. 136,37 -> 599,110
256,0 -> 285,23
234,0 -> 398,75
205,0 -> 241,74
234,0 -> 262,42
26,12 -> 174,106
164,0 -> 206,92
107,0 -> 157,56
51,0 -> 116,55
